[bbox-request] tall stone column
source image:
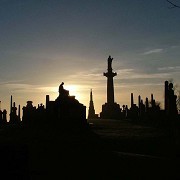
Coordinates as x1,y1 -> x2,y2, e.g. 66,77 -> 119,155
103,56 -> 117,104
100,56 -> 121,119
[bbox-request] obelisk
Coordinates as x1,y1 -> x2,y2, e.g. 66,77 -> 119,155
88,89 -> 96,119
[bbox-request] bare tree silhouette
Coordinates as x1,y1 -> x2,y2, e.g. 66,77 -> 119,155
168,79 -> 180,113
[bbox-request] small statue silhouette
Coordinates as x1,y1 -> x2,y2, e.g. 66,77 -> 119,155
108,56 -> 113,70
59,82 -> 69,97
59,82 -> 64,94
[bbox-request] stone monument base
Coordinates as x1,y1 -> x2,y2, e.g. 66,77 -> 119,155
100,103 -> 121,119
53,95 -> 87,128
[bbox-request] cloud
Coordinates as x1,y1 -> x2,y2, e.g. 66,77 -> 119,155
170,45 -> 180,49
115,82 -> 163,88
158,66 -> 180,71
116,69 -> 170,80
4,67 -> 171,95
67,68 -> 171,86
0,80 -> 24,86
142,48 -> 163,55
0,83 -> 56,93
0,83 -> 39,93
67,68 -> 105,82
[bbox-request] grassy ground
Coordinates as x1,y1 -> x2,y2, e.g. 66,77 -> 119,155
88,118 -> 180,179
88,118 -> 180,156
0,119 -> 179,179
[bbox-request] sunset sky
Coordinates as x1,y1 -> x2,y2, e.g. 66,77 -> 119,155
0,0 -> 180,118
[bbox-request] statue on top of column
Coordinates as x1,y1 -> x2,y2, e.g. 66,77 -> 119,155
108,56 -> 113,70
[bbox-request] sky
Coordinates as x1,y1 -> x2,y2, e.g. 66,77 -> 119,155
0,0 -> 180,118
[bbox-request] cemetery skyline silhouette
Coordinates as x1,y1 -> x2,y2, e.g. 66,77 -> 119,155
0,55 -> 179,179
0,55 -> 178,123
0,1 -> 180,179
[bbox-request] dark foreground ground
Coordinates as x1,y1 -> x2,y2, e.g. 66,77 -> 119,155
89,118 -> 180,179
0,119 -> 180,180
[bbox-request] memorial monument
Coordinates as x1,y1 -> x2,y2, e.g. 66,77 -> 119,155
100,56 -> 121,119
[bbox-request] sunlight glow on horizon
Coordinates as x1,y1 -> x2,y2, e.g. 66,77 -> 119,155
0,77 -> 177,121
40,84 -> 88,105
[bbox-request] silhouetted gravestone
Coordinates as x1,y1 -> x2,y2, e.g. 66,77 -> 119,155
36,103 -> 46,124
140,100 -> 146,119
0,109 -> 7,124
9,102 -> 20,124
0,110 -> 3,124
145,97 -> 149,113
2,110 -> 7,123
22,101 -> 36,125
129,104 -> 139,121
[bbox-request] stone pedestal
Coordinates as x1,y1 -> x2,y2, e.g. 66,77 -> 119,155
100,103 -> 121,119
